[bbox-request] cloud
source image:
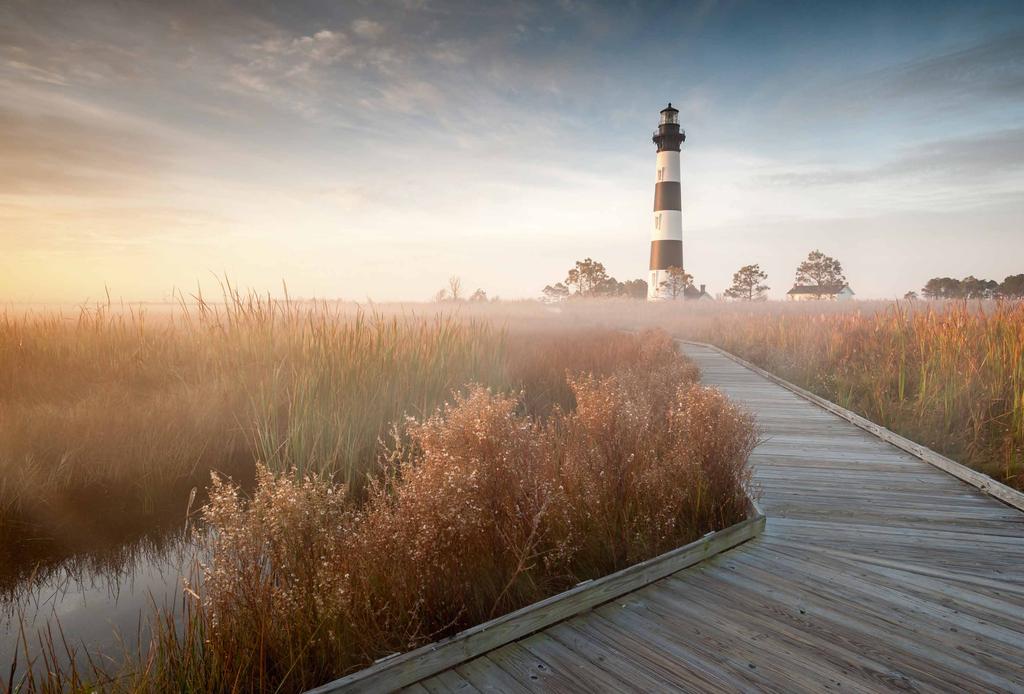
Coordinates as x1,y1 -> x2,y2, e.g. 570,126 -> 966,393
0,2 -> 173,87
351,19 -> 385,39
1,0 -> 1022,303
762,128 -> 1024,188
0,103 -> 170,196
221,27 -> 356,118
779,31 -> 1024,125
868,31 -> 1024,104
246,28 -> 353,71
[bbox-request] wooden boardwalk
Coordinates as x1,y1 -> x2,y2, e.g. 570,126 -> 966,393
398,343 -> 1024,693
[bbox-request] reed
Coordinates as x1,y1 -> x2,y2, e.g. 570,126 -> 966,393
138,330 -> 754,692
0,292 -> 509,563
2,328 -> 757,693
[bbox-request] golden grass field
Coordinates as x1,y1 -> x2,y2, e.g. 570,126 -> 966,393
3,293 -> 1021,692
3,297 -> 755,692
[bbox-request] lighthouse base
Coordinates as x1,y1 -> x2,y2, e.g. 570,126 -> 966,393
647,268 -> 683,301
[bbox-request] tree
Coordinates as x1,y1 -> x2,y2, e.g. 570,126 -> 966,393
659,266 -> 693,300
1000,274 -> 1024,298
620,279 -> 648,300
961,276 -> 998,300
795,250 -> 846,288
543,259 -> 646,300
903,291 -> 918,301
724,264 -> 769,301
565,258 -> 611,297
469,288 -> 487,302
922,277 -> 962,299
542,282 -> 570,303
447,275 -> 463,301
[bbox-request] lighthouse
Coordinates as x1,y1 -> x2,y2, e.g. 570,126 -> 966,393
648,103 -> 685,300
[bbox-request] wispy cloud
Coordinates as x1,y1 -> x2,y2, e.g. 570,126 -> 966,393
1,0 -> 1023,302
0,99 -> 170,196
763,128 -> 1024,188
351,18 -> 385,39
866,31 -> 1024,104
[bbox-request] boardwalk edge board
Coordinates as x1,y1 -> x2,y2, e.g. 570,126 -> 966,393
306,495 -> 765,694
681,340 -> 1024,513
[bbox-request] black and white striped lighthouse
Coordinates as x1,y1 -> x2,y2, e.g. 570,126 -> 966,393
648,103 -> 686,300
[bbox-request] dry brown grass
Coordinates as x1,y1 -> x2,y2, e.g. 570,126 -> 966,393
16,330 -> 753,693
2,310 -> 758,693
504,327 -> 654,415
437,297 -> 1024,489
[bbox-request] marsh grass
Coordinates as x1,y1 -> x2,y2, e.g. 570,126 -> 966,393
125,330 -> 754,692
0,292 -> 510,563
658,300 -> 1024,488
3,327 -> 756,693
456,297 -> 1023,489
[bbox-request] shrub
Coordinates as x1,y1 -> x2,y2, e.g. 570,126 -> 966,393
144,330 -> 756,692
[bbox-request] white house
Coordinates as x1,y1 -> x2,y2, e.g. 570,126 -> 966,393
786,284 -> 855,301
684,283 -> 715,301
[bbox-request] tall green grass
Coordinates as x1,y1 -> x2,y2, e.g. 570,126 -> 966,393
0,291 -> 509,567
4,330 -> 755,693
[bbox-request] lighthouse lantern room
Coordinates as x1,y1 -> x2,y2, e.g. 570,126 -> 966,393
648,103 -> 685,300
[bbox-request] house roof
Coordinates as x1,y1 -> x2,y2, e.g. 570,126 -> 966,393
787,284 -> 852,296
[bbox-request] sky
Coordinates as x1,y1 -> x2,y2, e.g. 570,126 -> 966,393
1,0 -> 1023,302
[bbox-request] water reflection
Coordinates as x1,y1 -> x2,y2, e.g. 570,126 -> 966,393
1,528 -> 206,680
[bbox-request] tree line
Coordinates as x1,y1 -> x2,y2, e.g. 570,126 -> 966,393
909,275 -> 1024,300
451,250 -> 1021,303
542,258 -> 649,300
540,250 -> 854,302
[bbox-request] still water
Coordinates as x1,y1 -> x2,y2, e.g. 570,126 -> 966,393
1,531 -> 203,680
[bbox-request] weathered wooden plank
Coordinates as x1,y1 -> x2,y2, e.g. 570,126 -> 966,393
611,584 -> 860,691
755,536 -> 1024,631
735,546 -> 1024,654
418,670 -> 480,694
452,656 -> 531,694
485,642 -> 588,693
517,632 -> 642,691
556,612 -> 733,692
706,552 -> 1022,690
591,600 -> 771,692
544,621 -> 683,691
667,565 -> 963,692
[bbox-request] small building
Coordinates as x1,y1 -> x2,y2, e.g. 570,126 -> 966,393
786,284 -> 855,301
685,283 -> 715,301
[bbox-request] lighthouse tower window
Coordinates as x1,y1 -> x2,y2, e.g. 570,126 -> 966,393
658,167 -> 665,181
655,214 -> 661,230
